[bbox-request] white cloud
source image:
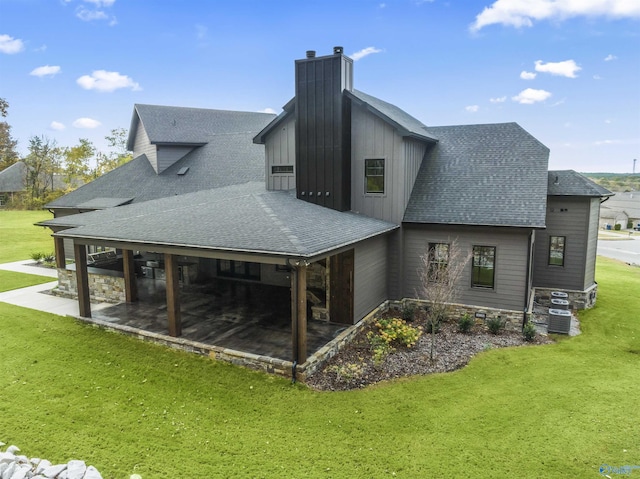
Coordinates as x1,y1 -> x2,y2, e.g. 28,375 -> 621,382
30,65 -> 61,77
490,96 -> 507,103
605,119 -> 612,124
73,117 -> 101,129
83,0 -> 116,6
350,46 -> 383,61
593,74 -> 602,80
604,54 -> 617,61
0,34 -> 25,54
77,70 -> 141,92
512,88 -> 552,104
76,7 -> 107,21
471,0 -> 640,32
258,108 -> 277,114
465,105 -> 479,112
50,121 -> 66,131
520,70 -> 537,80
534,59 -> 581,78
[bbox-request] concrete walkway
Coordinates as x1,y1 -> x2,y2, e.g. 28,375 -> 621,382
0,260 -> 112,316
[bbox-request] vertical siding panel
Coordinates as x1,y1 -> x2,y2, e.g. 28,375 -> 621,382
583,197 -> 600,289
354,235 -> 388,321
133,121 -> 157,171
264,116 -> 296,191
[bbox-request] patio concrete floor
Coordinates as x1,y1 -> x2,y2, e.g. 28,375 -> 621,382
92,277 -> 347,361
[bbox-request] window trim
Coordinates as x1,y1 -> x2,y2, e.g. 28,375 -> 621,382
364,158 -> 385,195
548,236 -> 566,267
471,245 -> 496,289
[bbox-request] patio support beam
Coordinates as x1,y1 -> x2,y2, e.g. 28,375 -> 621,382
295,261 -> 308,364
165,253 -> 182,337
54,236 -> 65,269
123,249 -> 138,303
74,243 -> 91,318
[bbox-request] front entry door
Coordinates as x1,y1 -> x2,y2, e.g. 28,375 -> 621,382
330,249 -> 354,324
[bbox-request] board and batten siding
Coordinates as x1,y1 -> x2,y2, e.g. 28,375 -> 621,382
265,116 -> 296,191
350,105 -> 425,224
403,225 -> 530,312
132,119 -> 157,169
353,235 -> 388,322
533,197 -> 591,291
583,197 -> 601,290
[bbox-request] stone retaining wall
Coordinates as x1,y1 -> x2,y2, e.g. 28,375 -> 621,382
534,283 -> 598,310
55,269 -> 125,303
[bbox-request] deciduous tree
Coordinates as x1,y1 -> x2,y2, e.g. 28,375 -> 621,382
0,97 -> 19,171
23,135 -> 61,204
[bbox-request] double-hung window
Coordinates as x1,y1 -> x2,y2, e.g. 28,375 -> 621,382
472,246 -> 495,288
365,159 -> 385,194
427,243 -> 450,281
548,236 -> 566,266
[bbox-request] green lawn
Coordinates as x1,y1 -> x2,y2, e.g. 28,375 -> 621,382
0,270 -> 54,292
1,257 -> 638,478
0,210 -> 54,263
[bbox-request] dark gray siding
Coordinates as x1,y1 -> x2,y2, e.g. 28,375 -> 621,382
584,197 -> 600,289
132,120 -> 156,169
403,225 -> 530,311
386,229 -> 404,300
533,197 -> 592,291
156,145 -> 195,174
354,235 -> 388,322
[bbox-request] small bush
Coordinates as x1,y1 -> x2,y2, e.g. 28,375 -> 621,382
30,251 -> 44,262
614,223 -> 621,231
457,313 -> 474,333
368,317 -> 422,363
328,362 -> 363,381
522,321 -> 536,342
628,220 -> 634,229
424,319 -> 441,334
43,252 -> 55,263
401,303 -> 416,322
487,317 -> 506,335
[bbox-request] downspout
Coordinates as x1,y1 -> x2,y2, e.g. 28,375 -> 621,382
286,258 -> 299,383
523,229 -> 534,328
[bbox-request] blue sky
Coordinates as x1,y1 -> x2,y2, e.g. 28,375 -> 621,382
1,0 -> 638,173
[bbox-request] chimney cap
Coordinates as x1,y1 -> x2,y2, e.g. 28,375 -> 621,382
333,46 -> 344,55
306,50 -> 316,58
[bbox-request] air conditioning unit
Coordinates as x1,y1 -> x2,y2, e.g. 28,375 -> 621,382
551,298 -> 570,310
548,308 -> 572,334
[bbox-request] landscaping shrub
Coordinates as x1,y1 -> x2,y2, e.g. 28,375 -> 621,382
30,251 -> 44,262
368,317 -> 422,363
401,303 -> 416,322
43,252 -> 55,263
457,313 -> 474,333
486,316 -> 506,335
522,321 -> 536,342
614,223 -> 621,231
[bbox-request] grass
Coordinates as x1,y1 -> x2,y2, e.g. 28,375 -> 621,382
0,270 -> 54,292
0,210 -> 54,263
1,257 -> 638,478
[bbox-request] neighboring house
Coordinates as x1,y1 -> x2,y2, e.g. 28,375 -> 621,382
599,191 -> 640,229
38,46 -> 612,368
0,161 -> 27,206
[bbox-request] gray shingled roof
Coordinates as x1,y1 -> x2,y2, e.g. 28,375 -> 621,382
47,106 -> 275,209
254,89 -> 437,145
547,170 -> 613,197
0,161 -> 26,193
404,123 -> 550,228
346,90 -> 438,142
45,183 -> 397,258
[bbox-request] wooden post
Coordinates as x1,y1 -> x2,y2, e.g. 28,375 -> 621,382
123,249 -> 138,303
296,262 -> 308,363
73,243 -> 91,318
54,236 -> 65,269
165,253 -> 181,337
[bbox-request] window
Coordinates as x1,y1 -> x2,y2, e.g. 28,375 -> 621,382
548,236 -> 566,266
472,246 -> 495,288
365,159 -> 385,194
272,165 -> 294,174
427,243 -> 449,280
217,260 -> 261,280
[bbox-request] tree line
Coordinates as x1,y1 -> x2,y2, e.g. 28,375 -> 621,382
0,97 -> 132,209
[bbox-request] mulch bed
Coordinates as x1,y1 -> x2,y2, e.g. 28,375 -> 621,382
305,311 -> 553,391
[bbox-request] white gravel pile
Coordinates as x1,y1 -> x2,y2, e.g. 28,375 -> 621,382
0,443 -> 102,479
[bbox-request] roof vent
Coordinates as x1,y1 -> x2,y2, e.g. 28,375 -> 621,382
554,175 -> 559,185
333,46 -> 344,55
306,50 -> 316,58
177,167 -> 189,176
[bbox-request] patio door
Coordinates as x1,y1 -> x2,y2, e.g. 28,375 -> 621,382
330,249 -> 354,324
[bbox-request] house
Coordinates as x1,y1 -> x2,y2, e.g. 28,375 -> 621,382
0,161 -> 27,206
599,191 -> 640,229
37,47 -> 612,374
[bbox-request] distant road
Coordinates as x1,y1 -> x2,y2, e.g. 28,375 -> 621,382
597,233 -> 640,266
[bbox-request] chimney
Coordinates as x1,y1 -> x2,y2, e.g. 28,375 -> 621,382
306,50 -> 316,58
294,47 -> 353,211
